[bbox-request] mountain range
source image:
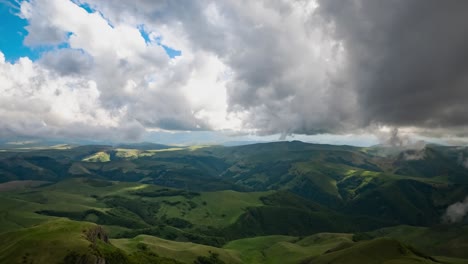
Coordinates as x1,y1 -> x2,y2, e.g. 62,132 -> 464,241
1,141 -> 467,263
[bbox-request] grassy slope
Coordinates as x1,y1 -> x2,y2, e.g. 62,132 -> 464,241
359,225 -> 468,259
0,178 -> 138,233
2,220 -> 467,264
2,142 -> 468,228
154,189 -> 268,228
0,178 -> 396,254
0,179 -> 144,234
82,151 -> 111,162
113,235 -> 242,264
113,233 -> 353,264
307,238 -> 441,264
0,195 -> 52,233
224,233 -> 353,264
1,142 -> 468,263
0,219 -> 96,263
0,218 -> 183,264
45,178 -> 269,231
114,232 -> 468,264
1,178 -> 462,246
0,178 -> 270,238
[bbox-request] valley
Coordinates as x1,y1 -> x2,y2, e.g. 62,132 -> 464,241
1,141 -> 468,263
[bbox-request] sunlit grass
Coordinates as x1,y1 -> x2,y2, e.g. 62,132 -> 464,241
82,151 -> 111,162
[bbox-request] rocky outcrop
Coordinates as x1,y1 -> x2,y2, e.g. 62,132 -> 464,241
84,225 -> 109,244
60,226 -> 112,264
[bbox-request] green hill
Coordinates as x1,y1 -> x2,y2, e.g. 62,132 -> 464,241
224,233 -> 353,264
1,141 -> 468,263
0,218 -> 186,264
354,224 -> 468,259
113,235 -> 242,264
0,178 -> 390,245
305,238 -> 440,264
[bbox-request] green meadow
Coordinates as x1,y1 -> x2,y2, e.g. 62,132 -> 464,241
1,142 -> 468,263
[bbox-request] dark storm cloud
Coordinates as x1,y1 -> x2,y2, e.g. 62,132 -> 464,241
128,0 -> 468,135
317,0 -> 468,129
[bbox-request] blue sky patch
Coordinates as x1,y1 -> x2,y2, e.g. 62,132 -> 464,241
162,45 -> 182,58
138,25 -> 182,58
138,25 -> 151,44
0,1 -> 72,62
0,1 -> 181,63
72,0 -> 115,28
0,1 -> 35,62
77,2 -> 94,14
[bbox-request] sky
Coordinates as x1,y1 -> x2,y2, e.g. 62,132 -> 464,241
0,0 -> 468,146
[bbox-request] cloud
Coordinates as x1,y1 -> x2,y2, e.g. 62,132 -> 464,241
80,0 -> 358,136
457,152 -> 468,169
0,0 -> 243,141
0,53 -> 125,139
1,0 -> 468,141
39,49 -> 93,76
443,196 -> 468,224
317,0 -> 468,130
85,0 -> 468,137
